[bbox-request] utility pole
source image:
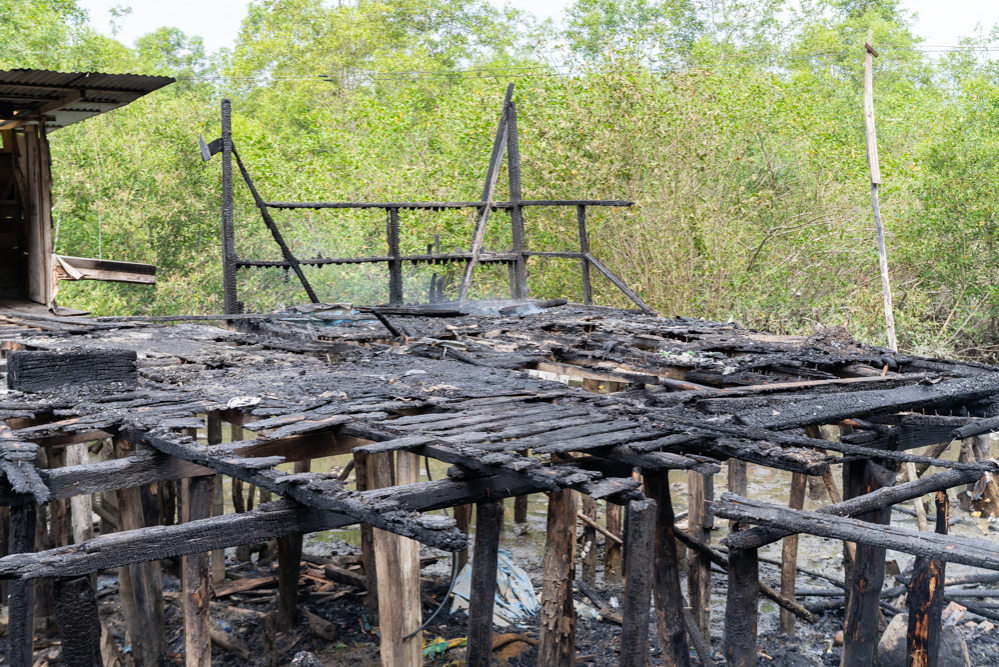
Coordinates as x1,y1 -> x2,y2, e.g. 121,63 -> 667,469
863,30 -> 898,352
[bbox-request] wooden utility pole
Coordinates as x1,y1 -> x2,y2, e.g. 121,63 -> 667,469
863,30 -> 898,352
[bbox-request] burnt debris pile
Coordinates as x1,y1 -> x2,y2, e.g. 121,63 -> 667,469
1,304 -> 999,667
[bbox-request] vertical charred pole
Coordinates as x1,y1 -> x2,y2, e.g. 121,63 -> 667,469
277,458 -> 310,630
388,207 -> 403,306
513,494 -> 529,526
619,499 -> 656,667
577,206 -> 592,305
539,488 -> 577,667
727,459 -> 748,531
779,472 -> 808,635
208,416 -> 226,586
841,461 -> 895,667
581,495 -> 598,585
220,99 -> 238,315
687,470 -> 714,641
906,492 -> 950,667
352,451 -> 379,621
507,101 -> 528,300
54,575 -> 102,667
7,500 -> 36,667
644,473 -> 691,667
183,473 -> 215,667
605,503 -> 623,581
723,546 -> 759,667
455,504 -> 472,571
467,501 -> 503,667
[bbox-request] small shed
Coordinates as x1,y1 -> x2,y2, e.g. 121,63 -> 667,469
0,69 -> 174,308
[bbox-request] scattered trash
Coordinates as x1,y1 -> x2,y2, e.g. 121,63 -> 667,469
943,600 -> 967,626
574,600 -> 600,620
227,396 -> 260,409
450,550 -> 540,626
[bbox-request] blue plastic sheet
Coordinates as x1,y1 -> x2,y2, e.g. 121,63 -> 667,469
450,549 -> 540,626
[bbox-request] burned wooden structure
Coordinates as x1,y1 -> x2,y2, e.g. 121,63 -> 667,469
1,83 -> 998,667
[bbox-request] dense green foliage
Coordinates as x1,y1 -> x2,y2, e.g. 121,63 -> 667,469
4,0 -> 999,359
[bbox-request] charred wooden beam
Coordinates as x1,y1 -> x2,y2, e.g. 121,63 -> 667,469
466,501 -> 503,667
906,492 -> 949,667
538,487 -> 576,667
724,468 -> 981,550
6,348 -> 137,392
722,547 -> 759,667
716,493 -> 999,570
7,501 -> 36,667
619,498 -> 656,667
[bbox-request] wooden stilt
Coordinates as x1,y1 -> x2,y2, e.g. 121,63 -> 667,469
182,472 -> 214,667
8,501 -> 37,667
841,461 -> 895,667
455,503 -> 472,571
727,459 -> 748,532
538,488 -> 576,667
723,547 -> 759,667
779,472 -> 808,636
0,504 -> 8,607
353,451 -> 379,622
373,451 -> 422,667
906,492 -> 949,667
54,575 -> 102,667
114,439 -> 166,666
467,501 -> 503,667
687,469 -> 713,641
644,473 -> 691,667
619,499 -> 656,667
580,495 -> 598,585
604,502 -> 622,581
276,458 -> 310,630
232,423 -> 249,562
64,444 -> 94,545
208,415 -> 226,586
514,494 -> 529,525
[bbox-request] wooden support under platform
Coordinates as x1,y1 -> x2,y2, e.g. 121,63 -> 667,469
54,575 -> 102,667
466,501 -> 503,667
644,472 -> 691,667
723,546 -> 759,667
619,498 -> 656,667
780,471 -> 808,636
906,492 -> 949,667
687,469 -> 713,641
539,488 -> 576,667
182,469 -> 215,667
8,501 -> 36,667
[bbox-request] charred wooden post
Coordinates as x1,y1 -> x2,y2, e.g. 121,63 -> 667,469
353,451 -> 379,621
507,101 -> 528,300
841,461 -> 896,667
580,495 -> 598,585
687,469 -> 713,641
514,494 -> 529,526
455,503 -> 472,571
372,451 -> 423,667
276,457 -> 311,630
54,575 -> 102,667
231,423 -> 251,562
619,498 -> 656,667
723,546 -> 759,667
644,473 -> 691,667
208,415 -> 226,586
577,206 -> 592,305
114,439 -> 166,666
388,207 -> 403,305
220,98 -> 238,315
8,501 -> 37,667
906,492 -> 949,667
182,466 -> 214,667
539,488 -> 577,667
780,471 -> 808,635
727,459 -> 748,532
467,501 -> 503,667
64,443 -> 94,544
604,502 -> 622,581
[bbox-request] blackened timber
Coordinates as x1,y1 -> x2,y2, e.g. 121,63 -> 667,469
183,474 -> 214,667
387,208 -> 403,306
507,101 -> 528,300
54,576 -> 102,667
715,493 -> 999,570
952,416 -> 999,440
466,501 -> 503,667
220,99 -> 238,314
604,445 -> 720,475
724,468 -> 981,550
538,487 -> 576,667
906,492 -> 949,667
264,199 -> 633,210
6,348 -> 137,392
7,501 -> 36,667
619,499 -> 656,667
841,461 -> 895,666
577,206 -> 592,305
125,429 -> 465,550
780,472 -> 808,636
734,375 -> 999,430
643,474 -> 690,667
582,252 -> 653,313
687,468 -> 712,640
680,437 -> 831,476
722,547 -> 759,667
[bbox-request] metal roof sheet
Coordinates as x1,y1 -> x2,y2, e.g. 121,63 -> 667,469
0,69 -> 175,131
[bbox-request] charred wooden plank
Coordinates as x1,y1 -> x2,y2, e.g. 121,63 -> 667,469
716,493 -> 999,570
6,348 -> 137,392
724,468 -> 982,550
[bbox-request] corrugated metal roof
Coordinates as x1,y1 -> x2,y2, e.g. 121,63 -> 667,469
0,69 -> 175,131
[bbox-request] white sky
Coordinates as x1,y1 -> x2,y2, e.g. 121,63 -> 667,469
76,0 -> 999,56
